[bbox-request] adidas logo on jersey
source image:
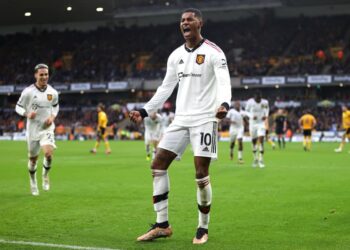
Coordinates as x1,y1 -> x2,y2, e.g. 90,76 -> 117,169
202,147 -> 209,152
179,59 -> 184,64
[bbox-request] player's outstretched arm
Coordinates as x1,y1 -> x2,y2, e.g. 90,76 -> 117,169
129,111 -> 143,124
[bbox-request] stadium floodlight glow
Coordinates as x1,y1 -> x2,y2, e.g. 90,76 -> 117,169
96,7 -> 104,12
67,6 -> 72,11
24,12 -> 31,17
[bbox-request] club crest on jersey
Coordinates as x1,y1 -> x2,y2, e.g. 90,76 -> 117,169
47,94 -> 53,101
196,54 -> 205,65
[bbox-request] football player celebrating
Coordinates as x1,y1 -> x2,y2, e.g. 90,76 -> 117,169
129,8 -> 231,244
15,64 -> 59,196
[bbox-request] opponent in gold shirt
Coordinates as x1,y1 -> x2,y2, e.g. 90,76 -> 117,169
335,105 -> 350,152
299,112 -> 317,151
90,103 -> 111,154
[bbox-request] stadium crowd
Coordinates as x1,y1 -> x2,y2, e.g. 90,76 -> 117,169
1,15 -> 350,85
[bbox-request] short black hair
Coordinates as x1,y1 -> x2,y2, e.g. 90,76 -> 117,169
182,8 -> 203,20
98,103 -> 105,111
34,63 -> 49,73
254,91 -> 262,98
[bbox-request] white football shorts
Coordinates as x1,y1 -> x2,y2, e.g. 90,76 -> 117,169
249,123 -> 266,139
229,127 -> 244,142
158,121 -> 218,160
144,130 -> 162,144
27,131 -> 56,157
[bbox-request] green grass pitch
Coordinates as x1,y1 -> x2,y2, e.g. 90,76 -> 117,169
0,140 -> 349,250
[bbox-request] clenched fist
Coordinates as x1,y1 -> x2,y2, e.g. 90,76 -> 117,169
129,111 -> 143,124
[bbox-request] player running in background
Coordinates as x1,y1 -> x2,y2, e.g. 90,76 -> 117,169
274,109 -> 287,149
334,105 -> 350,153
161,108 -> 175,133
245,92 -> 269,168
144,112 -> 163,161
129,8 -> 231,244
265,118 -> 276,149
299,110 -> 317,151
90,103 -> 111,154
15,64 -> 59,196
227,101 -> 246,164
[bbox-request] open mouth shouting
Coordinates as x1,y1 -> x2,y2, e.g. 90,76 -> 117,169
182,26 -> 191,38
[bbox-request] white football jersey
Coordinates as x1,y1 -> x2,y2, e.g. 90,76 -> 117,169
144,114 -> 163,134
245,98 -> 269,125
16,84 -> 59,140
143,39 -> 231,127
161,111 -> 175,131
227,108 -> 246,133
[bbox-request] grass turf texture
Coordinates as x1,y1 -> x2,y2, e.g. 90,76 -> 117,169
0,140 -> 349,250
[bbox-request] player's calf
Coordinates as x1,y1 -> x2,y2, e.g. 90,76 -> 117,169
28,158 -> 39,196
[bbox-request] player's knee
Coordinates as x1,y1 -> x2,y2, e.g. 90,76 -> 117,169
29,156 -> 38,164
44,152 -> 52,160
151,149 -> 174,170
195,169 -> 208,180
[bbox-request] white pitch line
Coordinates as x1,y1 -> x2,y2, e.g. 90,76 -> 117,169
0,239 -> 121,250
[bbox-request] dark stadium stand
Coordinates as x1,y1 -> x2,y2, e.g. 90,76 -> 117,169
1,15 -> 350,84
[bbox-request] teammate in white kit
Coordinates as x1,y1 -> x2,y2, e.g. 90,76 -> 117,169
15,64 -> 59,196
227,101 -> 247,164
245,92 -> 269,168
160,109 -> 175,133
129,8 -> 231,244
144,112 -> 163,161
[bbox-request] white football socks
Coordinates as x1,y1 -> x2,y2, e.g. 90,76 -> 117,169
43,157 -> 52,177
27,160 -> 37,182
196,176 -> 212,229
152,169 -> 170,223
238,150 -> 243,160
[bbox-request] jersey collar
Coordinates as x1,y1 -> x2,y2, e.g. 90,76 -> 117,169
184,38 -> 205,53
34,83 -> 47,92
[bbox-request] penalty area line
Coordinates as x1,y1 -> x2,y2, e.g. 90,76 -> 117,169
0,239 -> 121,250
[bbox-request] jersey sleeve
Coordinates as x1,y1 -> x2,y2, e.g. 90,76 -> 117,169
244,100 -> 252,119
212,52 -> 231,109
143,52 -> 179,115
241,110 -> 249,118
52,91 -> 59,117
15,89 -> 30,117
